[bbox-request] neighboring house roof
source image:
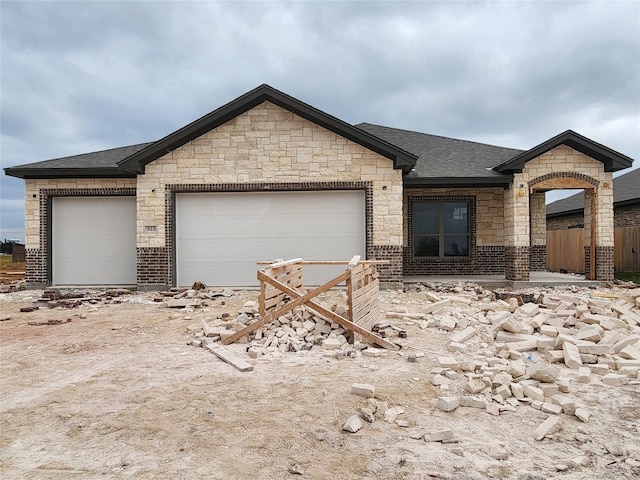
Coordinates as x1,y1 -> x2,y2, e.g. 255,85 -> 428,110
118,84 -> 418,175
494,130 -> 633,174
547,168 -> 640,217
4,142 -> 152,179
356,123 -> 521,187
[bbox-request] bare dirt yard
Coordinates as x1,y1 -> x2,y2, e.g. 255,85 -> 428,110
1,283 -> 639,480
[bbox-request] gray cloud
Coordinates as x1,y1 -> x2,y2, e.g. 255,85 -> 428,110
2,0 -> 639,240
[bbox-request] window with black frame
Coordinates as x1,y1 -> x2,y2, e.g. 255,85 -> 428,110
413,201 -> 469,257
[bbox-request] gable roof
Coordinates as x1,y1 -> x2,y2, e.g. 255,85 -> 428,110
356,123 -> 521,187
547,168 -> 640,217
4,142 -> 152,179
494,129 -> 633,174
118,84 -> 418,174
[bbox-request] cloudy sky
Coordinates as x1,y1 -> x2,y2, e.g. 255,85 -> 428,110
1,0 -> 639,242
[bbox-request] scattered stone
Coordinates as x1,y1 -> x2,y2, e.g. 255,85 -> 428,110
563,342 -> 583,369
517,470 -> 547,480
574,408 -> 590,422
437,396 -> 460,412
351,383 -> 375,398
342,414 -> 363,433
601,373 -> 628,386
424,428 -> 455,442
288,463 -> 304,475
484,440 -> 508,460
533,416 -> 561,441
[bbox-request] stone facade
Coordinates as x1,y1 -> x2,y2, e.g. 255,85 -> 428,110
505,145 -> 614,281
23,102 -> 404,287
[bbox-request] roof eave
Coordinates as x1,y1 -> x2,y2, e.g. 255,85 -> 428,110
3,167 -> 135,179
403,176 -> 512,188
118,84 -> 418,174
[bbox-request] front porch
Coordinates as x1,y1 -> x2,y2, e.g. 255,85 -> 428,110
404,271 -> 605,289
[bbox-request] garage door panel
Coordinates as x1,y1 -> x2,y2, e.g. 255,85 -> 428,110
176,191 -> 365,287
52,197 -> 136,286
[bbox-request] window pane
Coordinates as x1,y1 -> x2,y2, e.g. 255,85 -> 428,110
415,236 -> 439,256
443,203 -> 468,234
444,235 -> 468,256
413,203 -> 439,234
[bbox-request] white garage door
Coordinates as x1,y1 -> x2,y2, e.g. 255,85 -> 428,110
176,190 -> 366,287
52,197 -> 136,286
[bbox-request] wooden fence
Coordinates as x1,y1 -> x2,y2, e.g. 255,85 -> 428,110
546,226 -> 640,273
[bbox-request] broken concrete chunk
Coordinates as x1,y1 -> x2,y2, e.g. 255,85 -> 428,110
528,363 -> 560,383
450,326 -> 477,343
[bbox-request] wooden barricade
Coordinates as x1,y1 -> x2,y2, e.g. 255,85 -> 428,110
221,257 -> 397,350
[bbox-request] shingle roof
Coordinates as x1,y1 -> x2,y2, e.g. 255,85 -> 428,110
4,142 -> 153,178
356,123 -> 520,186
546,168 -> 640,216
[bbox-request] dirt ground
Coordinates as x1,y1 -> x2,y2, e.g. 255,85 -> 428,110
1,285 -> 639,480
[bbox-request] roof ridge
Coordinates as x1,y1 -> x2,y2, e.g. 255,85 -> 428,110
356,122 -> 524,152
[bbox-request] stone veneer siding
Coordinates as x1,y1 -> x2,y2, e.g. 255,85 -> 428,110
505,146 -> 614,281
23,180 -> 137,287
135,101 -> 403,287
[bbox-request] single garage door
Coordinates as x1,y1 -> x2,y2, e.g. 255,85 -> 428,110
176,190 -> 366,287
52,196 -> 136,285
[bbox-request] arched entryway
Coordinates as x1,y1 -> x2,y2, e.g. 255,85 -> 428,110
528,172 -> 602,280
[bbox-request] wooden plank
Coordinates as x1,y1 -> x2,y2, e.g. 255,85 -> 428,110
354,306 -> 380,331
221,269 -> 352,345
257,260 -> 390,265
256,275 -> 397,351
204,340 -> 253,372
267,258 -> 304,268
351,279 -> 379,303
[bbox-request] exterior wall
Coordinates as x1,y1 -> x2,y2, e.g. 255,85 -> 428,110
506,145 -> 614,281
136,101 -> 404,287
23,178 -> 137,286
615,203 -> 640,228
547,212 -> 584,230
529,192 -> 546,271
403,187 -> 506,275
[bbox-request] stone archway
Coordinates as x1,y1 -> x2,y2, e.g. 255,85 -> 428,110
528,172 -> 601,280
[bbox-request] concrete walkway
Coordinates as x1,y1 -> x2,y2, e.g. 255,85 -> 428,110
404,271 -> 604,288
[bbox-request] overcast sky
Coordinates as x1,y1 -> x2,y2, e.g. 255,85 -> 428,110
1,0 -> 639,242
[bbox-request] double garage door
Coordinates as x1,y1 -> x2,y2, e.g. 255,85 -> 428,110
176,191 -> 366,287
51,191 -> 365,287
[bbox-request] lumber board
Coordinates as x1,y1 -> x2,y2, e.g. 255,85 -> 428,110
204,341 -> 253,372
354,306 -> 380,331
256,260 -> 390,265
256,275 -> 397,351
266,258 -> 303,268
351,279 -> 379,303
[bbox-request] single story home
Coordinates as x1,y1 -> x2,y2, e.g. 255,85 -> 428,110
4,84 -> 634,288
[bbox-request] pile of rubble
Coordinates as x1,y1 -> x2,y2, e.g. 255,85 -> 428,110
187,299 -> 379,358
386,285 -> 640,437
